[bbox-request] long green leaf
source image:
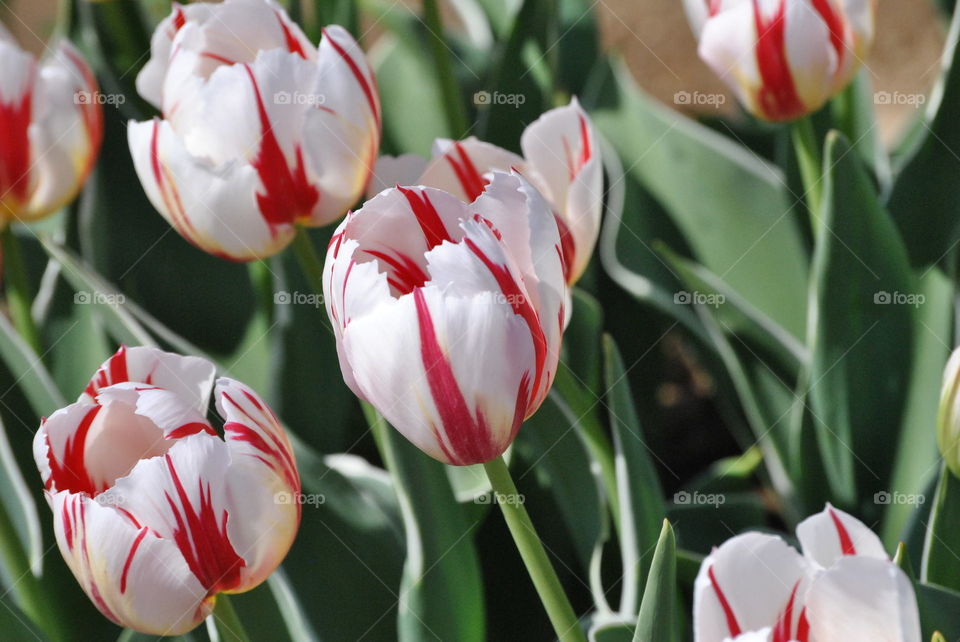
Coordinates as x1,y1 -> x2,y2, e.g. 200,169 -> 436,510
633,520 -> 676,642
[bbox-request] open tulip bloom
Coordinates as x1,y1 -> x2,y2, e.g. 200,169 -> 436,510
683,0 -> 875,122
0,23 -> 102,223
324,171 -> 567,466
695,504 -> 920,642
33,346 -> 300,635
128,0 -> 380,261
369,98 -> 601,286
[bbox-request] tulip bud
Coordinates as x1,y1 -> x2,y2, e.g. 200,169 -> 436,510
369,98 -> 602,286
682,0 -> 876,122
0,24 -> 102,223
129,0 -> 380,260
938,348 -> 960,477
324,172 -> 568,465
33,346 -> 300,635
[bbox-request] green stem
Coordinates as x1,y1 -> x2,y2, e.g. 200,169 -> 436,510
482,456 -> 586,642
212,594 -> 251,642
791,116 -> 823,233
422,0 -> 469,137
551,366 -> 620,528
0,502 -> 64,640
1,227 -> 41,355
247,259 -> 275,326
291,227 -> 325,296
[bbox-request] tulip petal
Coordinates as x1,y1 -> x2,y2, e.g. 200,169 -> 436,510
418,138 -> 524,203
215,378 -> 300,589
81,346 -> 216,414
694,533 -> 807,642
366,153 -> 428,199
0,39 -> 36,218
49,490 -> 210,636
805,556 -> 921,642
795,503 -> 888,568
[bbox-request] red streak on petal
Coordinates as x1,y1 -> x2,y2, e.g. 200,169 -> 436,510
796,608 -> 811,642
322,27 -> 380,126
811,0 -> 846,72
163,454 -> 245,593
554,213 -> 576,284
275,10 -> 307,59
708,0 -> 722,16
46,405 -> 102,495
167,421 -> 217,439
772,581 -> 802,642
398,186 -> 453,250
61,500 -> 74,550
444,142 -> 489,202
199,51 -> 236,66
62,46 -> 103,179
172,5 -> 187,33
464,237 -> 545,410
120,527 -> 149,593
221,391 -> 299,492
828,506 -> 857,555
0,61 -> 34,217
413,288 -> 498,465
708,565 -> 742,637
365,249 -> 429,295
753,0 -> 807,121
242,64 -> 319,229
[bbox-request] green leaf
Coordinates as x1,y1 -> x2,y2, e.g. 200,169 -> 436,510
0,595 -> 48,642
592,59 -> 808,339
917,582 -> 960,642
364,405 -> 485,642
887,0 -> 960,266
603,335 -> 666,615
921,464 -> 960,591
633,520 -> 676,642
807,132 -> 915,508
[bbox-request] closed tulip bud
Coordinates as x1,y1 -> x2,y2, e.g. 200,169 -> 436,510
938,348 -> 960,477
324,172 -> 567,465
368,98 -> 601,285
682,0 -> 876,122
33,346 -> 300,635
695,504 -> 919,642
129,0 -> 380,261
0,24 -> 102,223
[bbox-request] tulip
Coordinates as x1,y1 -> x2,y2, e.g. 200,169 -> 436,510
0,23 -> 102,223
324,171 -> 567,465
33,346 -> 300,635
368,98 -> 601,285
695,504 -> 920,642
938,347 -> 960,476
129,0 -> 380,261
682,0 -> 876,122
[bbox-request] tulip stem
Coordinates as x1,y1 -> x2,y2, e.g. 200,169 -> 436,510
483,456 -> 586,642
792,116 -> 823,232
291,228 -> 326,297
212,594 -> 251,642
422,0 -> 469,137
1,226 -> 42,355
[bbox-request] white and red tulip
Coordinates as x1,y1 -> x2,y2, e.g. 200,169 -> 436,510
129,0 -> 380,261
682,0 -> 875,122
324,172 -> 567,465
369,98 -> 601,285
33,346 -> 300,635
0,23 -> 102,223
939,347 -> 960,477
695,504 -> 920,642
